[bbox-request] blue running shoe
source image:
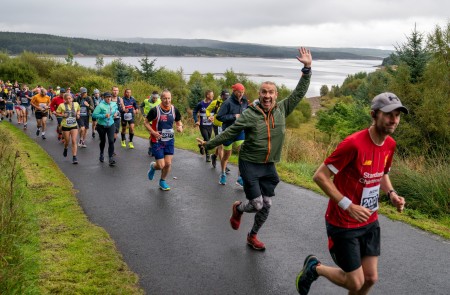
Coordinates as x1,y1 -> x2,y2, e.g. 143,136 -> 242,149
236,176 -> 244,187
219,173 -> 227,185
159,179 -> 170,191
147,161 -> 156,180
296,255 -> 320,295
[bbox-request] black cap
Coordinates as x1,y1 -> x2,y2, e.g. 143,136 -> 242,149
221,89 -> 230,96
103,92 -> 112,97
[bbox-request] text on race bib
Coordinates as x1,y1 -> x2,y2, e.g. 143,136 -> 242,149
360,185 -> 380,212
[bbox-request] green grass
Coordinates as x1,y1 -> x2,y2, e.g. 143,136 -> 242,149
0,123 -> 143,294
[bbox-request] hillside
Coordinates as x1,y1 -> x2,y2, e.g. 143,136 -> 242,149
0,32 -> 391,59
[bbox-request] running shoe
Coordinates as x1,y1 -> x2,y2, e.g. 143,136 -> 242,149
57,134 -> 62,141
206,154 -> 211,162
81,141 -> 87,148
42,134 -> 46,140
198,144 -> 205,155
219,173 -> 227,185
24,124 -> 27,130
36,129 -> 40,136
296,255 -> 320,295
225,167 -> 231,174
147,162 -> 156,180
159,179 -> 170,191
128,142 -> 134,149
236,176 -> 244,187
121,140 -> 126,147
63,148 -> 68,157
230,201 -> 243,230
72,156 -> 78,164
109,157 -> 116,167
99,153 -> 104,162
211,154 -> 217,168
78,140 -> 83,147
247,233 -> 266,251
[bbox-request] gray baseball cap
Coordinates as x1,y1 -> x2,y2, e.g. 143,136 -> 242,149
80,87 -> 88,93
371,92 -> 409,114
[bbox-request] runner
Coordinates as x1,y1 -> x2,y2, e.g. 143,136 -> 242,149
120,89 -> 139,149
295,92 -> 408,295
144,89 -> 183,191
30,88 -> 51,140
56,93 -> 81,164
111,86 -> 122,144
4,87 -> 15,122
193,90 -> 214,162
215,83 -> 249,186
205,89 -> 230,169
50,88 -> 66,141
17,84 -> 32,129
140,91 -> 161,155
76,87 -> 94,148
91,89 -> 102,138
92,92 -> 119,166
0,86 -> 6,121
197,47 -> 312,251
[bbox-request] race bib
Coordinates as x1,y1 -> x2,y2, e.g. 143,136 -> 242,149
39,103 -> 47,109
124,112 -> 133,121
21,97 -> 28,104
114,111 -> 120,118
217,126 -> 223,135
66,117 -> 77,126
201,114 -> 212,126
80,106 -> 88,116
160,128 -> 174,142
360,185 -> 380,212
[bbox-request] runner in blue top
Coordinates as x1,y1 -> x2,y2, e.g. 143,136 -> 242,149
91,89 -> 102,138
144,89 -> 183,191
193,90 -> 214,162
120,89 -> 139,149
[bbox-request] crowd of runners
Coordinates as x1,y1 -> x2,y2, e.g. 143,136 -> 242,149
0,47 -> 408,295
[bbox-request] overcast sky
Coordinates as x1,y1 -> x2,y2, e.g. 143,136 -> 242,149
3,0 -> 448,49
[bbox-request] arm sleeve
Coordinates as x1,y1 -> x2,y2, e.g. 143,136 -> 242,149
205,100 -> 216,117
205,111 -> 250,150
92,104 -> 104,119
192,103 -> 201,123
216,100 -> 235,123
279,74 -> 311,117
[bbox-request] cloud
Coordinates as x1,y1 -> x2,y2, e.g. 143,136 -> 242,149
2,0 -> 448,48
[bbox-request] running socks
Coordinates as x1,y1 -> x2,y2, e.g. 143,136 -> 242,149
121,133 -> 126,141
129,133 -> 134,142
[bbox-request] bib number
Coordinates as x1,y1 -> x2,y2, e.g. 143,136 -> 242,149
124,112 -> 133,121
80,106 -> 88,116
21,97 -> 28,104
360,185 -> 380,211
66,117 -> 77,126
160,128 -> 174,142
201,114 -> 212,126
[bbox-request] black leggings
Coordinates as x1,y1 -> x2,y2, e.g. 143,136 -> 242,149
97,125 -> 115,157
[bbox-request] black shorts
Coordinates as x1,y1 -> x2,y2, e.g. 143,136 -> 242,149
35,111 -> 47,120
77,116 -> 90,128
238,159 -> 280,200
62,126 -> 78,131
326,220 -> 380,273
121,118 -> 135,125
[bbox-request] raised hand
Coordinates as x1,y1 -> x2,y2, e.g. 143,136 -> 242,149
296,47 -> 312,68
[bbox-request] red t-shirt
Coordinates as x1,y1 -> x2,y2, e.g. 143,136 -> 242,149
324,129 -> 396,228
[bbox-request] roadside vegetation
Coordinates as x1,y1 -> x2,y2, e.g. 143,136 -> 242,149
0,21 -> 448,291
0,123 -> 143,294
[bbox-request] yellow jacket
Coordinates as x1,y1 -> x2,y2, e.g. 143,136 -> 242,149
205,98 -> 223,127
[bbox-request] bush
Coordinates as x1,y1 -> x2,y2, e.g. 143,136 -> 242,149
49,64 -> 90,88
75,75 -> 115,95
0,58 -> 38,83
18,51 -> 61,80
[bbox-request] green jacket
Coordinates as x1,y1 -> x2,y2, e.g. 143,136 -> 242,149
205,74 -> 311,163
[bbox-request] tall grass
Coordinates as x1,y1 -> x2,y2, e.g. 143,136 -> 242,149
0,129 -> 34,293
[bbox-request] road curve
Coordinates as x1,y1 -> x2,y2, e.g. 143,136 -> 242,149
16,118 -> 450,294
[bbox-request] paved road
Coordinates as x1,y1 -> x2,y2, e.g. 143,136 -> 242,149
16,118 -> 450,294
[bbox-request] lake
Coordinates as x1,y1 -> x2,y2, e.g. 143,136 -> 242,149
73,56 -> 381,97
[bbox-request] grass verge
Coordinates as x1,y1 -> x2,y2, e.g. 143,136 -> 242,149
0,123 -> 143,294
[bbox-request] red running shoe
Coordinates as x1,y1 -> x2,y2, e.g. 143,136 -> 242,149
247,233 -> 266,251
230,201 -> 243,230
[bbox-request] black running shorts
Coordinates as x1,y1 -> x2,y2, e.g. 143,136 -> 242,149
238,159 -> 280,200
77,116 -> 90,129
326,220 -> 380,273
35,111 -> 47,120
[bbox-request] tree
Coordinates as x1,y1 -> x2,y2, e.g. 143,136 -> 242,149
65,48 -> 74,65
394,24 -> 429,83
320,85 -> 329,97
113,58 -> 132,85
95,55 -> 104,71
137,55 -> 158,83
188,82 -> 203,110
